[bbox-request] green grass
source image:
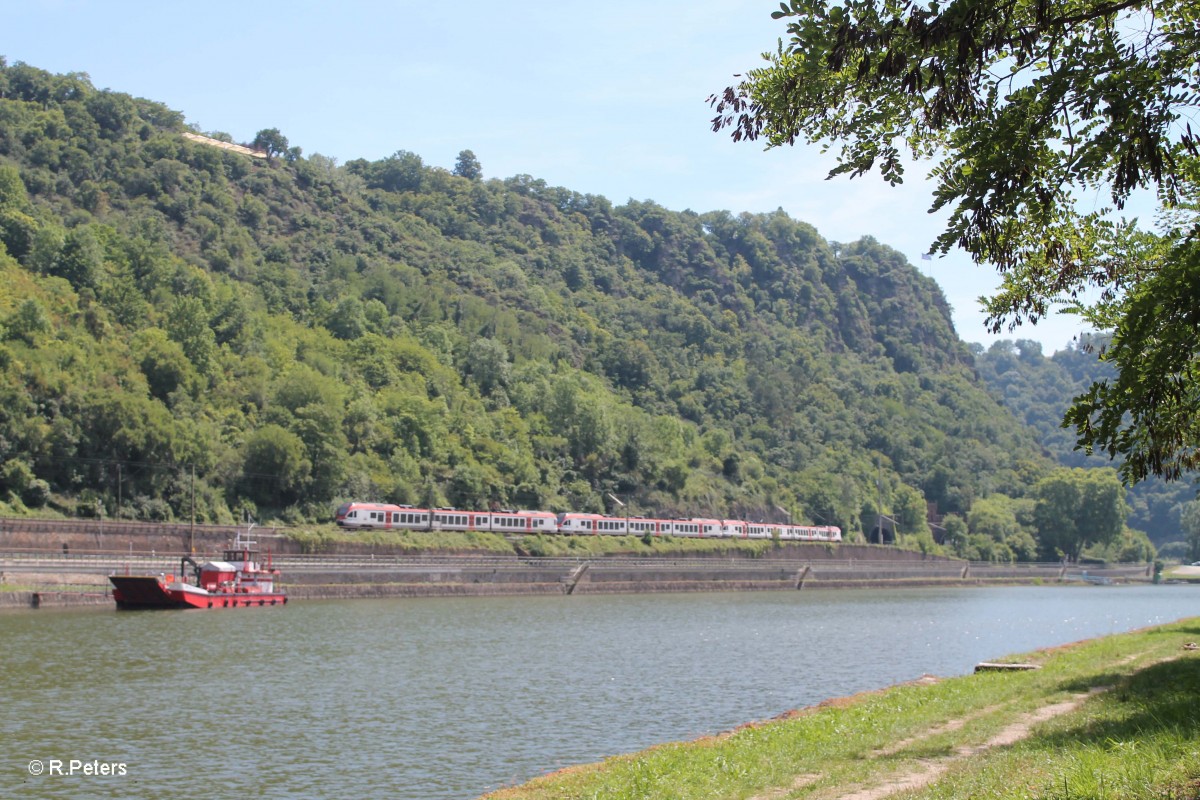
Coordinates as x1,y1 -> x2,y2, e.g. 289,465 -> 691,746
1161,566 -> 1200,584
283,526 -> 515,554
285,526 -> 793,558
0,582 -> 106,593
480,619 -> 1200,800
515,533 -> 784,558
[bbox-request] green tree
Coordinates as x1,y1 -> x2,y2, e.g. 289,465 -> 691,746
1108,528 -> 1156,563
370,150 -> 425,192
0,166 -> 36,259
464,337 -> 511,396
941,513 -> 968,554
54,226 -> 102,288
0,165 -> 28,210
134,328 -> 196,402
894,483 -> 929,536
1181,501 -> 1200,563
327,297 -> 367,341
0,208 -> 39,260
241,424 -> 310,507
453,149 -> 482,181
711,0 -> 1200,484
166,296 -> 216,375
1034,468 -> 1126,560
6,298 -> 51,345
251,128 -> 289,161
1064,236 -> 1200,481
969,495 -> 1040,562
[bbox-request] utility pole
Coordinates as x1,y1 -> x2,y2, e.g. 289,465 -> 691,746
876,461 -> 884,544
608,493 -> 629,534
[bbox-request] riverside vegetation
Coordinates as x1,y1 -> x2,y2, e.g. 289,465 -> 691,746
282,525 -> 824,557
0,59 -> 1160,565
974,338 -> 1200,562
480,618 -> 1200,800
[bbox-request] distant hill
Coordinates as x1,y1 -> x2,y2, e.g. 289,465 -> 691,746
973,337 -> 1197,544
0,58 -> 1049,541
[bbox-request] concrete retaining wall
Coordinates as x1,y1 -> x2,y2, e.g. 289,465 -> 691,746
1,528 -> 1153,608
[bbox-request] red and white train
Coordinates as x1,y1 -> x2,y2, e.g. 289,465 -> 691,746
334,502 -> 841,542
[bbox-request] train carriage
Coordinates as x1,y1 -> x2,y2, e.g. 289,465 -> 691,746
496,510 -> 559,533
625,517 -> 668,537
557,512 -> 607,534
722,519 -> 749,538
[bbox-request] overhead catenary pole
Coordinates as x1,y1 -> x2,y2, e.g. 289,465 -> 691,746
876,460 -> 884,544
608,493 -> 629,535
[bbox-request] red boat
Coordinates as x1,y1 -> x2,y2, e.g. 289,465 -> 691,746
109,534 -> 287,610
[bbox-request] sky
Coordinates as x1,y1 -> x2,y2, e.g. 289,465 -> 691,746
6,0 -> 1099,353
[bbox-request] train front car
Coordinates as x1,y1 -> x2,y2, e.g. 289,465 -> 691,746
335,501 -> 401,528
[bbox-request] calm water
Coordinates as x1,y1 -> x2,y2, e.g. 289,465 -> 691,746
3,584 -> 1198,799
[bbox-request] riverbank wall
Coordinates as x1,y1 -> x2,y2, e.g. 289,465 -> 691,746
0,547 -> 1152,608
0,516 -> 1153,608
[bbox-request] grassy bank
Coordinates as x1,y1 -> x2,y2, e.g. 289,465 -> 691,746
482,618 -> 1200,800
283,526 -> 516,554
1163,565 -> 1200,584
282,526 -> 816,558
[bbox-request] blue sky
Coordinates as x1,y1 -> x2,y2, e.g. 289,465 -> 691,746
7,0 -> 1096,352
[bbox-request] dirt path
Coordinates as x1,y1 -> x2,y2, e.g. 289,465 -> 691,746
828,694 -> 1095,800
749,691 -> 1097,800
871,702 -> 1009,758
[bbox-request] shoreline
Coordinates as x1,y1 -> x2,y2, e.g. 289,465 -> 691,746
0,563 -> 1156,610
0,531 -> 1156,609
475,618 -> 1200,800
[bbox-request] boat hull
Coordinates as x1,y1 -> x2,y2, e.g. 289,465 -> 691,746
109,576 -> 287,610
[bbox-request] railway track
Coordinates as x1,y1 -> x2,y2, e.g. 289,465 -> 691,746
0,551 -> 1151,581
0,515 -> 275,540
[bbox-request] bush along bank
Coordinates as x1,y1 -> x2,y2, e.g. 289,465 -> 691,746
479,617 -> 1200,800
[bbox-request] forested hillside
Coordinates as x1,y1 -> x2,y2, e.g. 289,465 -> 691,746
975,338 -> 1197,547
0,59 -> 1052,544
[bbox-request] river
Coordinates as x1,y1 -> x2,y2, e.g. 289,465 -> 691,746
3,584 -> 1198,799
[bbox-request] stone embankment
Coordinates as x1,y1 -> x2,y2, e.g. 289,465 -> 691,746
0,518 -> 1153,608
1,551 -> 1152,609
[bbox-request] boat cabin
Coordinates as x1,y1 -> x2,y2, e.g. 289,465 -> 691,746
198,561 -> 238,591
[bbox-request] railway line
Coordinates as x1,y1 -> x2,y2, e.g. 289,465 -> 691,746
0,550 -> 1151,581
0,516 -> 273,540
0,516 -> 1154,609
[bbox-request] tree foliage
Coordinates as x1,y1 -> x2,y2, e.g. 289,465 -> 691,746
975,337 -> 1197,544
453,149 -> 482,181
0,58 -> 1070,537
251,128 -> 289,160
1181,500 -> 1200,562
1034,467 -> 1126,560
711,0 -> 1200,484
